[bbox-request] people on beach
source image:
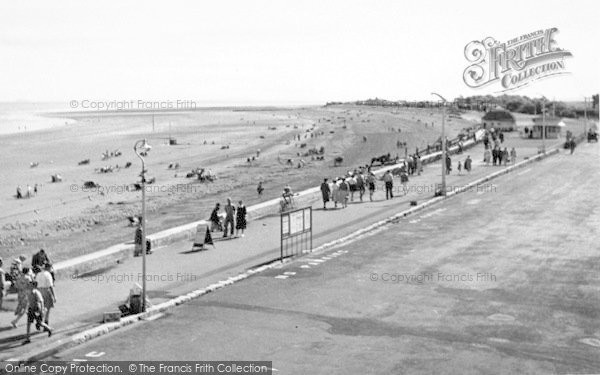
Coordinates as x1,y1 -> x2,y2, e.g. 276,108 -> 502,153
256,181 -> 264,196
23,280 -> 52,344
209,203 -> 222,232
320,179 -> 331,209
223,198 -> 235,238
235,200 -> 247,237
382,170 -> 394,200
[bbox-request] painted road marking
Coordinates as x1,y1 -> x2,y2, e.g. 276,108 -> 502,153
309,262 -> 320,266
283,272 -> 296,276
275,275 -> 289,279
300,265 -> 310,269
579,338 -> 600,347
467,199 -> 481,205
86,351 -> 106,358
516,168 -> 532,176
409,220 -> 420,224
306,259 -> 325,263
322,256 -> 332,260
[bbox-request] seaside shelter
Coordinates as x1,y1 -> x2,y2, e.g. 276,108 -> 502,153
482,109 -> 516,131
525,116 -> 565,139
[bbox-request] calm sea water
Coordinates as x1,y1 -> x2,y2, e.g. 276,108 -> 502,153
0,101 -> 321,136
0,102 -> 75,135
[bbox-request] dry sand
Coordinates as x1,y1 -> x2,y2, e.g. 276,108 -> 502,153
0,105 -> 476,262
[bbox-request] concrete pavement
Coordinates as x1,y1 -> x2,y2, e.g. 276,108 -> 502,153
0,133 -> 567,361
52,141 -> 600,374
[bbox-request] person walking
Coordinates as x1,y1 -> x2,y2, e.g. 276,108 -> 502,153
383,170 -> 394,200
16,186 -> 23,199
209,203 -> 222,232
32,249 -> 50,271
35,263 -> 56,327
356,171 -> 365,202
445,155 -> 452,175
256,181 -> 264,196
416,155 -> 423,176
0,258 -> 5,311
347,173 -> 357,202
320,178 -> 331,209
400,170 -> 409,195
502,147 -> 509,165
235,200 -> 247,237
366,172 -> 376,202
457,160 -> 462,175
464,155 -> 472,173
11,267 -> 33,328
23,280 -> 52,344
339,178 -> 349,208
510,148 -> 517,164
331,179 -> 340,208
223,198 -> 235,238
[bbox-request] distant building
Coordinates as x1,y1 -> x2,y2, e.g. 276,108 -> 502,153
482,109 -> 516,131
528,116 -> 565,139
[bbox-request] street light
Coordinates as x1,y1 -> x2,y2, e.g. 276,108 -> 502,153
431,92 -> 447,196
134,138 -> 152,312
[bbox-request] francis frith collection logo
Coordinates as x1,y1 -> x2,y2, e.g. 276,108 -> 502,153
463,27 -> 573,92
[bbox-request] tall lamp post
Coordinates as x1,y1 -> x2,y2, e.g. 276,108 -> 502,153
134,139 -> 152,312
432,93 -> 447,196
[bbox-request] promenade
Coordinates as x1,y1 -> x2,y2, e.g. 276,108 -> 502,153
0,134 -> 564,361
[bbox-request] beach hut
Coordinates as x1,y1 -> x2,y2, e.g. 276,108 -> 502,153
482,109 -> 516,131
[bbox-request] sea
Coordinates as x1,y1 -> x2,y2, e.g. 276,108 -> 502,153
0,100 -> 321,136
0,102 -> 75,135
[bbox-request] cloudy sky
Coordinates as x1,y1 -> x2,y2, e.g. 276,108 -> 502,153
0,0 -> 597,104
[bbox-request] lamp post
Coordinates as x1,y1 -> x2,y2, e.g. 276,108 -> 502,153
431,93 -> 447,196
584,96 -> 588,135
541,98 -> 546,153
134,139 -> 152,312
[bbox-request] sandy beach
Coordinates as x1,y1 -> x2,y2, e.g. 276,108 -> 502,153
1,105 -> 480,262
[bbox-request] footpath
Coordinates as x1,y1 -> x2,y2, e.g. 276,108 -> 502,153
0,135 -> 566,362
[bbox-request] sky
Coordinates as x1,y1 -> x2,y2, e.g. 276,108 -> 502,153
0,0 -> 598,104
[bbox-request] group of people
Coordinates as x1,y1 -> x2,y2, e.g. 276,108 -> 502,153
0,249 -> 56,344
445,154 -> 473,175
209,198 -> 247,238
319,168 -> 381,209
15,184 -> 38,199
483,146 -> 517,166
